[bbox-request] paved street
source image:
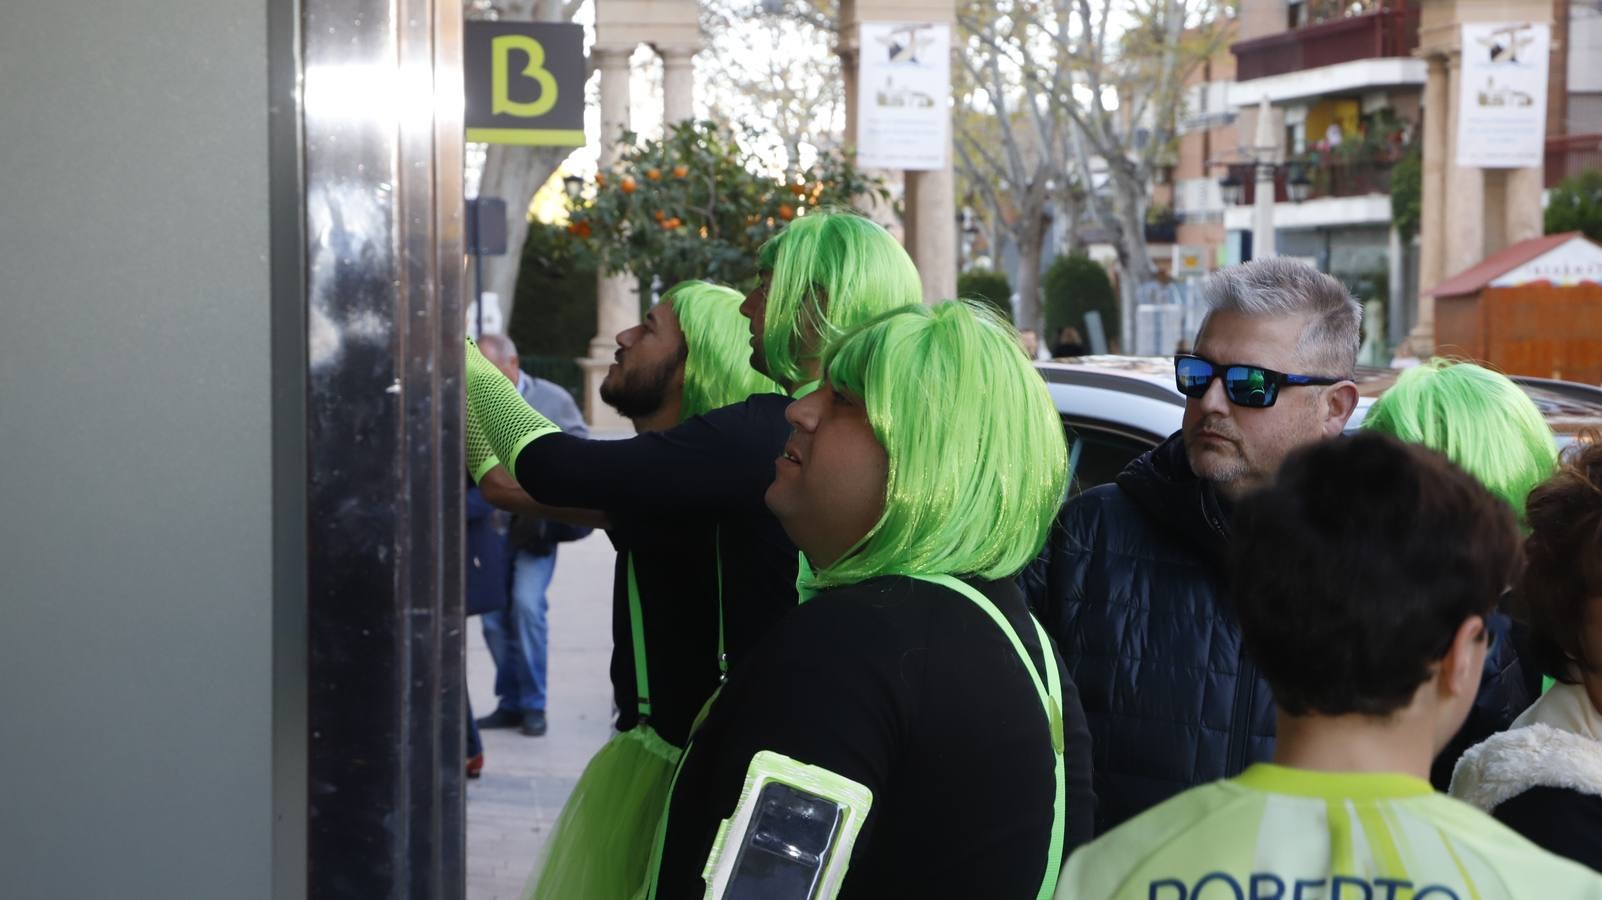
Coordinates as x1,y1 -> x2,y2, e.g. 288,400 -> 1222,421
466,528 -> 618,900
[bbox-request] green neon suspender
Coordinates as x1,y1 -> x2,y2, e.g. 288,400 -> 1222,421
917,574 -> 1066,900
644,574 -> 1066,900
626,529 -> 728,723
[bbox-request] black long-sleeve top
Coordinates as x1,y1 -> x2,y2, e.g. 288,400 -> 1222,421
514,394 -> 801,744
649,575 -> 1097,899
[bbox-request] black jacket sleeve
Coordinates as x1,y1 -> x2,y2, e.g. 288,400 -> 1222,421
1431,610 -> 1537,790
1058,656 -> 1098,851
1025,494 -> 1103,655
1493,786 -> 1602,873
512,395 -> 784,513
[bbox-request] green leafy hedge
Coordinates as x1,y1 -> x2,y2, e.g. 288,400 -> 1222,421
1042,254 -> 1119,345
1546,170 -> 1602,243
956,268 -> 1012,322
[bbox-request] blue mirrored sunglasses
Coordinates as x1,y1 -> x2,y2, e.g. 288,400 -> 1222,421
1174,354 -> 1343,409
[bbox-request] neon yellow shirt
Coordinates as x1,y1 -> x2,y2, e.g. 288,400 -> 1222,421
1056,763 -> 1602,899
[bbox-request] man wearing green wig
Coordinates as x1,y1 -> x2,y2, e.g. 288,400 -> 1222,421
466,211 -> 921,679
464,212 -> 924,893
642,302 -> 1096,900
470,281 -> 786,899
467,206 -> 916,659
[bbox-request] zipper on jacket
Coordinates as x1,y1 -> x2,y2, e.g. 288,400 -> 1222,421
1226,648 -> 1257,775
1200,484 -> 1255,776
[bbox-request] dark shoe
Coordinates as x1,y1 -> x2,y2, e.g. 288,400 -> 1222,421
466,753 -> 484,779
521,710 -> 548,737
476,708 -> 523,729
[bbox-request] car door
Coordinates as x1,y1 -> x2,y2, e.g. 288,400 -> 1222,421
1063,418 -> 1163,495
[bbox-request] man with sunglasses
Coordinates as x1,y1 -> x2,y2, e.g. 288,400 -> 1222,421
1023,258 -> 1361,833
1056,433 -> 1602,899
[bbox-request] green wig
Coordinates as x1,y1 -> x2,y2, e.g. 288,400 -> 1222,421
1362,358 -> 1557,518
663,280 -> 782,420
809,300 -> 1068,589
756,210 -> 924,390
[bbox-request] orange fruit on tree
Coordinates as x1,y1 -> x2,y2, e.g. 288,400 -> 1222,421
620,175 -> 638,193
673,165 -> 689,178
788,183 -> 807,197
653,210 -> 666,222
647,168 -> 662,181
778,204 -> 795,220
595,173 -> 607,186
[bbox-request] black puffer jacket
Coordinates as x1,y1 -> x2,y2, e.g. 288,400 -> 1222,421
1023,432 -> 1539,833
1021,433 -> 1274,834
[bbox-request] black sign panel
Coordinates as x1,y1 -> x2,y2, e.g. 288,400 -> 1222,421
464,22 -> 585,146
466,197 -> 508,256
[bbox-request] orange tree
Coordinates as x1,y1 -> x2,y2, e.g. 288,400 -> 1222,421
569,120 -> 892,291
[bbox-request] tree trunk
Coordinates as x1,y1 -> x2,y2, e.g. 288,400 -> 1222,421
1014,217 -> 1047,335
476,145 -> 570,325
1109,165 -> 1155,354
1055,187 -> 1086,258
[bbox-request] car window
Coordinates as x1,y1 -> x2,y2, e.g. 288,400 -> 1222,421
1065,419 -> 1160,495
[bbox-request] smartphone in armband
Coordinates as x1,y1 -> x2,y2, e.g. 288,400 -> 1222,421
702,751 -> 873,900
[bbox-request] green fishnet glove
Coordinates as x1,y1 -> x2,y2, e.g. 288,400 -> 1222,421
465,336 -> 561,473
464,392 -> 502,484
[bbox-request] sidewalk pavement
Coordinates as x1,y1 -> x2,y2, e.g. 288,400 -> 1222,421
466,528 -> 617,900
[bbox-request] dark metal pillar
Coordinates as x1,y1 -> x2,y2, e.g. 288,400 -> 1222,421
299,0 -> 466,894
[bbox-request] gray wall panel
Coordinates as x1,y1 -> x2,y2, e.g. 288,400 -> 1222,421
0,1 -> 278,897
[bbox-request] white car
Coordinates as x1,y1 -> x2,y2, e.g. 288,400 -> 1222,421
1037,356 -> 1602,494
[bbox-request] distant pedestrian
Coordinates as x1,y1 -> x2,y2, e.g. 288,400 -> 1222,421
1052,325 -> 1088,357
473,334 -> 588,738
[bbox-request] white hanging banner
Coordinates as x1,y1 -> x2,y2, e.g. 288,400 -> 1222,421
856,22 -> 951,170
1455,22 -> 1551,169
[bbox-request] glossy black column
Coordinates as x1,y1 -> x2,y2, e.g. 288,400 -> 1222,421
300,0 -> 466,895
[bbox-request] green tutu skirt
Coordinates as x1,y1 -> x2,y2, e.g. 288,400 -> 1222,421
524,724 -> 681,900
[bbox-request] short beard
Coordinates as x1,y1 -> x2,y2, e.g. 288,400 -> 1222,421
600,355 -> 680,420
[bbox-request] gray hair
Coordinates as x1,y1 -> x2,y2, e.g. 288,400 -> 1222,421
477,333 -> 519,367
1197,258 -> 1362,377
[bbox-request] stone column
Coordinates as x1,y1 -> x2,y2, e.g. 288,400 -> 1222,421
1251,97 -> 1278,259
838,0 -> 860,147
1483,169 -> 1509,256
1388,225 -> 1406,350
1505,164 -> 1545,245
1442,53 -> 1484,283
660,47 -> 696,124
582,46 -> 639,431
1412,55 -> 1448,354
906,148 -> 956,301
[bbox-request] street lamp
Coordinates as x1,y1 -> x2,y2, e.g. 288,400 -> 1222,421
1208,100 -> 1317,262
563,173 -> 585,201
1217,173 -> 1244,206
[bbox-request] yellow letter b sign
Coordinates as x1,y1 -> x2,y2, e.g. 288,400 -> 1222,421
465,23 -> 584,146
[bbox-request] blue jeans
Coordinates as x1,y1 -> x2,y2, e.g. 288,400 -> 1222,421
481,548 -> 556,713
